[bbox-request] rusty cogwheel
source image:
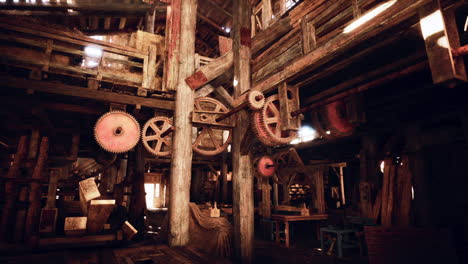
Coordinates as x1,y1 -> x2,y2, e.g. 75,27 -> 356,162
255,156 -> 276,177
260,94 -> 297,145
94,111 -> 140,153
247,90 -> 265,110
251,110 -> 277,146
142,117 -> 173,157
192,97 -> 232,156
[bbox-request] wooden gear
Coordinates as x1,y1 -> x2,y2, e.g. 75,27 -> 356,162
192,97 -> 233,156
252,94 -> 297,145
142,117 -> 174,157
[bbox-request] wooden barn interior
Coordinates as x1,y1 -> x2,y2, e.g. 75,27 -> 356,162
0,0 -> 467,263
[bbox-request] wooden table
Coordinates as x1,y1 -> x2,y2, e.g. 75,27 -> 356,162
271,214 -> 328,248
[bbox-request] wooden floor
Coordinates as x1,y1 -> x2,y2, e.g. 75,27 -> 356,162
0,236 -> 365,264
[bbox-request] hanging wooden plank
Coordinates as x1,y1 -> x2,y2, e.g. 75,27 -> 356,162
419,0 -> 467,84
168,0 -> 197,247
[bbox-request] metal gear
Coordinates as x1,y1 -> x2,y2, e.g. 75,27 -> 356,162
142,117 -> 173,157
259,94 -> 297,145
251,110 -> 277,146
192,97 -> 232,156
94,111 -> 140,153
247,90 -> 265,110
255,156 -> 276,177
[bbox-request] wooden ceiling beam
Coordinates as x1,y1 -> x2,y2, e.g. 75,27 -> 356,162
253,0 -> 432,94
0,75 -> 175,110
0,1 -> 154,13
197,12 -> 228,35
205,0 -> 232,18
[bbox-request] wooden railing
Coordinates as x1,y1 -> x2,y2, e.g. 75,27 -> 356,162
251,0 -> 384,84
0,18 -> 164,91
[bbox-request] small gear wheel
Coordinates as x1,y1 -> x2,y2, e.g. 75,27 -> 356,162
247,90 -> 265,110
260,94 -> 297,145
94,111 -> 140,153
254,156 -> 276,177
142,117 -> 173,157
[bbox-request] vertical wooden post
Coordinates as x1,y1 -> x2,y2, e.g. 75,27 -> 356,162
0,135 -> 28,242
163,0 -> 182,91
145,7 -> 156,34
221,154 -> 229,205
168,0 -> 197,247
273,181 -> 279,206
261,0 -> 272,30
232,0 -> 254,261
129,143 -> 146,237
25,137 -> 49,245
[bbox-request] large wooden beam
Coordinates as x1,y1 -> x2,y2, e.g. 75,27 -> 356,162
163,0 -> 181,91
185,51 -> 233,90
0,76 -> 174,110
253,0 -> 432,93
0,1 -> 153,13
232,0 -> 254,262
168,0 -> 197,246
419,0 -> 467,84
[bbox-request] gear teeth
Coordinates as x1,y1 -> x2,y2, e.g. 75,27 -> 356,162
247,90 -> 265,111
251,111 -> 278,146
261,95 -> 297,145
94,111 -> 140,153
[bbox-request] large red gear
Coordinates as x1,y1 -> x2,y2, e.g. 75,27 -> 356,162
94,111 -> 140,153
192,97 -> 232,156
255,94 -> 297,145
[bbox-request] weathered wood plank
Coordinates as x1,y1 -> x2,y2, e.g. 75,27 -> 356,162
232,0 -> 254,262
252,16 -> 292,56
254,0 -> 432,93
185,51 -> 233,90
168,0 -> 197,246
86,200 -> 116,233
419,0 -> 467,84
0,76 -> 175,110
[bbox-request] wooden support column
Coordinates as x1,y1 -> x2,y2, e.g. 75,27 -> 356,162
25,137 -> 49,245
168,0 -> 197,247
221,154 -> 229,205
129,143 -> 146,238
0,135 -> 28,242
232,0 -> 254,261
163,0 -> 181,91
261,0 -> 272,30
145,7 -> 156,34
